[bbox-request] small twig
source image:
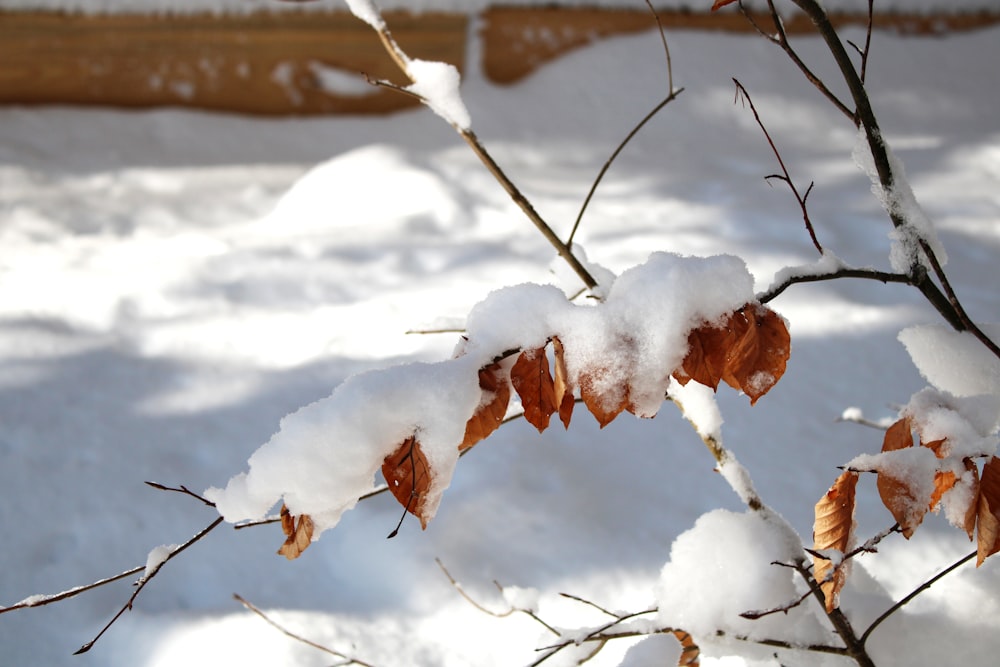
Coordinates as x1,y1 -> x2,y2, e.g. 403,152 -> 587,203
792,559 -> 876,667
738,0 -> 854,120
234,593 -> 376,667
837,412 -> 892,431
733,78 -> 822,254
567,0 -> 683,247
558,592 -> 618,618
0,565 -> 145,615
531,608 -> 658,667
860,549 -> 977,647
74,516 -> 225,654
758,266 -> 911,303
741,588 -> 813,620
145,480 -> 217,507
435,558 -> 514,618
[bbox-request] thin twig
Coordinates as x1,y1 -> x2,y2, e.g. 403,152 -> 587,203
860,550 -> 977,646
74,516 -> 225,654
559,592 -> 618,618
733,78 -> 822,254
758,266 -> 912,303
567,0 -> 684,246
234,593 -> 376,667
145,480 -> 216,507
792,559 -> 876,667
435,558 -> 514,618
0,565 -> 145,615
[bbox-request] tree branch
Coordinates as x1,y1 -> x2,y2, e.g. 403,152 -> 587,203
758,266 -> 911,303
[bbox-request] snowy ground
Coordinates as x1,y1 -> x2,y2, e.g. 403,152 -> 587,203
1,16 -> 999,667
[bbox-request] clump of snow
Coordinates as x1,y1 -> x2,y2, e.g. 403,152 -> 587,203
763,249 -> 847,295
141,544 -> 179,582
618,634 -> 682,666
343,0 -> 384,29
406,59 -> 472,131
667,376 -> 723,442
657,509 -> 828,652
841,406 -> 864,421
207,252 -> 757,539
852,128 -> 948,273
899,323 -> 1000,397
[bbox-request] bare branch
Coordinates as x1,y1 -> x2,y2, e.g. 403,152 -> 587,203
733,78 -> 822,254
145,480 -> 216,507
74,516 -> 225,654
860,550 -> 977,647
0,565 -> 144,616
792,559 -> 876,667
758,266 -> 912,303
234,593 -> 377,667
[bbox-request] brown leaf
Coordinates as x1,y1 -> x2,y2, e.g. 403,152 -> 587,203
277,504 -> 315,560
711,0 -> 739,10
813,470 -> 858,612
382,436 -> 433,529
460,362 -> 511,451
674,304 -> 790,405
552,336 -> 574,429
976,456 -> 1000,566
961,458 -> 980,540
876,417 -> 929,539
929,470 -> 957,513
510,347 -> 557,433
923,437 -> 948,458
673,629 -> 701,666
579,367 -> 628,428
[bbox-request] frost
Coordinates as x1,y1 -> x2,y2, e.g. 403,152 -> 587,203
899,323 -> 1000,398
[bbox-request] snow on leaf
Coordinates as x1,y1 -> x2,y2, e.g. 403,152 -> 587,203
382,436 -> 433,529
813,470 -> 858,612
976,456 -> 1000,566
510,347 -> 557,433
277,504 -> 315,560
579,366 -> 629,428
877,417 -> 930,538
675,304 -> 790,405
460,362 -> 511,451
552,336 -> 574,429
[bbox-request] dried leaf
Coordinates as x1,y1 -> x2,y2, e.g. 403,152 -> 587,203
673,629 -> 701,666
813,470 -> 858,612
460,362 -> 511,451
277,504 -> 315,560
510,347 -> 557,433
876,417 -> 928,539
976,456 -> 1000,566
382,436 -> 433,529
579,367 -> 628,428
552,336 -> 574,429
961,458 -> 980,540
929,470 -> 957,512
674,304 -> 790,405
711,0 -> 738,10
923,437 -> 948,458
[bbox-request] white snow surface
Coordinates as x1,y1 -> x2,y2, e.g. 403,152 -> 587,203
2,0 -> 997,15
3,16 -> 1000,667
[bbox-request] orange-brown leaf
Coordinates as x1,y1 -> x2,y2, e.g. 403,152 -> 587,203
711,0 -> 738,10
961,457 -> 980,540
382,436 -> 433,529
923,438 -> 948,458
876,416 -> 928,539
813,470 -> 858,612
676,322 -> 731,390
552,336 -> 574,429
277,504 -> 315,560
579,367 -> 628,428
460,362 -> 511,451
929,470 -> 957,512
976,456 -> 1000,566
721,305 -> 790,404
510,347 -> 558,433
673,629 -> 701,666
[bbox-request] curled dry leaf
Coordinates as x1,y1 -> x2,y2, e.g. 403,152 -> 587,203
675,304 -> 790,405
382,436 -> 433,529
277,504 -> 315,560
976,456 -> 1000,566
711,0 -> 739,10
813,470 -> 858,612
460,362 -> 511,451
960,457 -> 980,540
552,336 -> 574,429
876,417 -> 929,539
673,629 -> 701,667
510,347 -> 558,433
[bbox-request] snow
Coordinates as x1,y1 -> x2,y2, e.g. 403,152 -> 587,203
1,0 -> 997,15
899,324 -> 1000,397
3,13 -> 1000,667
406,59 -> 471,131
141,544 -> 179,582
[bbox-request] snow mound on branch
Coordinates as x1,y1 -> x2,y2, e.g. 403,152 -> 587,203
206,252 -> 756,538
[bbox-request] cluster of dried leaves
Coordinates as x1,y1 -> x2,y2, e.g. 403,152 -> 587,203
812,417 -> 1000,611
278,303 -> 790,559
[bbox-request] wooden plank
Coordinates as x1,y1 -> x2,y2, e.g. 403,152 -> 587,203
481,6 -> 1000,84
0,10 -> 467,115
